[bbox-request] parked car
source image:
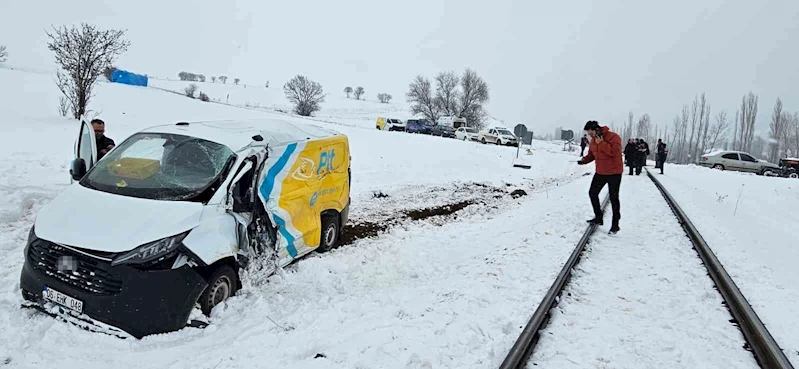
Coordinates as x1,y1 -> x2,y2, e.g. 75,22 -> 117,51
431,124 -> 455,138
438,116 -> 468,129
455,126 -> 479,141
376,116 -> 405,131
699,150 -> 781,176
778,157 -> 799,178
479,127 -> 518,146
21,118 -> 351,338
406,119 -> 433,134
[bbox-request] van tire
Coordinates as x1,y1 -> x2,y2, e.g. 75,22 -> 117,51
199,264 -> 237,316
317,213 -> 340,253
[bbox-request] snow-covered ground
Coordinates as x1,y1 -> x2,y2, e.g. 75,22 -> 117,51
530,175 -> 758,369
0,67 -> 600,368
655,165 -> 799,366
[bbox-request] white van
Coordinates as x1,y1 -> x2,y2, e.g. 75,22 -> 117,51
20,118 -> 351,338
437,116 -> 468,129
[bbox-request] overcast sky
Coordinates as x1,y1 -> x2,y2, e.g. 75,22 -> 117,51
2,0 -> 797,136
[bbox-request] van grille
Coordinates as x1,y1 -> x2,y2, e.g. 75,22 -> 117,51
28,240 -> 123,296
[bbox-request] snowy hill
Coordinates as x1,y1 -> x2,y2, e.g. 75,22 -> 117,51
0,67 -> 603,368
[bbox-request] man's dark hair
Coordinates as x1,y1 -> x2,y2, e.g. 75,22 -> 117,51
583,120 -> 600,131
90,118 -> 105,125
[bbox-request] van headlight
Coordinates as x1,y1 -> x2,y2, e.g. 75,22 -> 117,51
111,231 -> 190,267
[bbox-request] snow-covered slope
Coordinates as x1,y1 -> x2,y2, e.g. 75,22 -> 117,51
0,67 -> 599,368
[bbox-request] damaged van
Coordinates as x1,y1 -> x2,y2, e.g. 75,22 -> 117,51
20,119 -> 351,338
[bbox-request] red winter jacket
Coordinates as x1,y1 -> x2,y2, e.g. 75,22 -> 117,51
580,126 -> 623,175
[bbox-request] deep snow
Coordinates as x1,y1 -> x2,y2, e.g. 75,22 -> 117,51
655,165 -> 799,366
530,174 -> 758,369
0,67 -> 597,368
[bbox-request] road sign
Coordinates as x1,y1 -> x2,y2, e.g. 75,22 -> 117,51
514,124 -> 528,138
560,129 -> 574,141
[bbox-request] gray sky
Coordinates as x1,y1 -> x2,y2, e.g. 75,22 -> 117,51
2,0 -> 797,137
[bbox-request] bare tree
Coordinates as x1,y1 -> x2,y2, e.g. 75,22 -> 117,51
377,93 -> 392,103
184,84 -> 198,98
707,111 -> 730,152
219,76 -> 228,84
283,75 -> 325,116
46,23 -> 130,119
234,78 -> 240,85
58,96 -> 70,117
769,97 -> 786,162
211,76 -> 217,83
354,86 -> 365,100
637,114 -> 652,158
0,45 -> 7,63
457,68 -> 489,129
686,95 -> 701,163
623,112 -> 634,141
698,97 -> 711,158
738,92 -> 759,152
406,75 -> 439,123
344,86 -> 353,98
434,71 -> 460,116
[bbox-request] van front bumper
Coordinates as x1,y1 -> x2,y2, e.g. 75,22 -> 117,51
20,238 -> 207,339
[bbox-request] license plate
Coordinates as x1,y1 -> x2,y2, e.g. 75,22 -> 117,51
43,286 -> 84,314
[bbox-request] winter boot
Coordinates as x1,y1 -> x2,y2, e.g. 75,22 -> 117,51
586,214 -> 604,226
609,223 -> 620,234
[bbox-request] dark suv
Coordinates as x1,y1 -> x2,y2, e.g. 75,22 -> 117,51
431,124 -> 455,138
406,119 -> 433,134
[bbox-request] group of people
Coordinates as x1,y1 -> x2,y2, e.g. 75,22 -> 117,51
577,121 -> 670,235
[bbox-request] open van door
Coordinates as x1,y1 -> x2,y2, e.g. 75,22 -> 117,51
70,120 -> 97,183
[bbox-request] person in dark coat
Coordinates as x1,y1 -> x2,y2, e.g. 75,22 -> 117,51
92,119 -> 115,160
656,139 -> 668,174
635,139 -> 649,175
580,135 -> 589,156
624,139 -> 636,175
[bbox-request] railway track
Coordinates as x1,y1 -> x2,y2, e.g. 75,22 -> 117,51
499,169 -> 794,369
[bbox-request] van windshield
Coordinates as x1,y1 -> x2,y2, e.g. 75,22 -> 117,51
81,132 -> 236,202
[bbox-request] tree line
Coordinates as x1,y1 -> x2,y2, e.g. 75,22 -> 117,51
406,68 -> 490,129
616,92 -> 799,164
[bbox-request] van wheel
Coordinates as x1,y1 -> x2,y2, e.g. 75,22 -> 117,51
481,138 -> 486,144
317,213 -> 340,253
199,265 -> 237,316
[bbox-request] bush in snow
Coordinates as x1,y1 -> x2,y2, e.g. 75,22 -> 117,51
234,78 -> 240,85
283,75 -> 325,117
46,23 -> 130,119
344,86 -> 353,98
354,86 -> 365,100
265,81 -> 270,88
211,76 -> 217,83
198,91 -> 210,102
185,84 -> 198,98
0,45 -> 8,63
377,93 -> 392,103
218,76 -> 228,84
198,74 -> 206,83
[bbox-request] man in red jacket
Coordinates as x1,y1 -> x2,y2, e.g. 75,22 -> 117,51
578,120 -> 623,234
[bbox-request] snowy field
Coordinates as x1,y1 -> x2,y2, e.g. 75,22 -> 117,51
1,66 -> 794,368
531,175 -> 758,369
0,67 -> 600,368
656,165 -> 799,366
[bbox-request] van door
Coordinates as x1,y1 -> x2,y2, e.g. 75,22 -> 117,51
70,120 -> 98,182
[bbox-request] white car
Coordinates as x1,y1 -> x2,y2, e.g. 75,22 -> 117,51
699,150 -> 781,176
479,127 -> 518,146
455,126 -> 479,141
20,118 -> 352,338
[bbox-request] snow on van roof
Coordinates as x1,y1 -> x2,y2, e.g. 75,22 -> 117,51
141,118 -> 341,151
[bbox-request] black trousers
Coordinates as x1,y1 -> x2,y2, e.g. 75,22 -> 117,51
589,174 -> 621,225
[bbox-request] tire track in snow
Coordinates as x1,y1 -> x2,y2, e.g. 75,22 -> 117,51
529,175 -> 759,369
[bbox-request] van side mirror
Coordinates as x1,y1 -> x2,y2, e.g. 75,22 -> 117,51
70,159 -> 87,181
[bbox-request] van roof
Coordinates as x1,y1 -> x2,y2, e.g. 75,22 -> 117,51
141,118 -> 341,151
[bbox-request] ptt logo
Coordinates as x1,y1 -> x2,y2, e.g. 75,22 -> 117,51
310,187 -> 339,206
291,158 -> 316,181
316,149 -> 335,176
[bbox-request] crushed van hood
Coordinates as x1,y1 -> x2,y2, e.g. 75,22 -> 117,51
35,184 -> 204,253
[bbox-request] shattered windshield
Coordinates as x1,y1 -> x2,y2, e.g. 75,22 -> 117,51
81,132 -> 236,202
